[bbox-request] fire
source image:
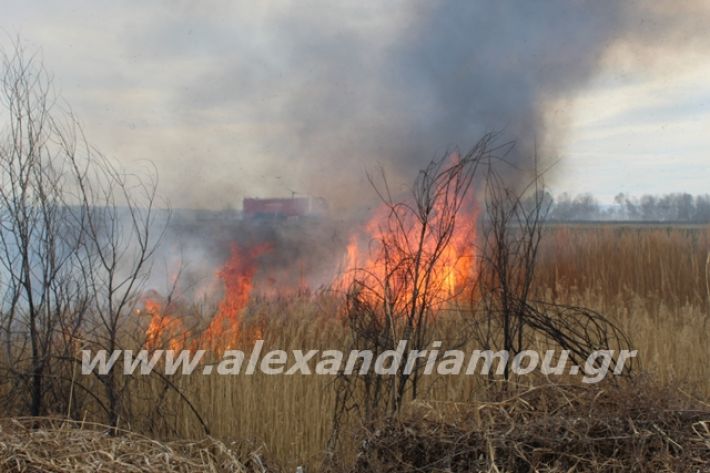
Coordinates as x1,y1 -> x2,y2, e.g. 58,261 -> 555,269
142,298 -> 188,351
336,168 -> 477,310
200,243 -> 270,352
137,156 -> 477,351
138,244 -> 270,354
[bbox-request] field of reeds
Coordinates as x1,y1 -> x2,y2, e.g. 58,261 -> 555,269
2,224 -> 709,472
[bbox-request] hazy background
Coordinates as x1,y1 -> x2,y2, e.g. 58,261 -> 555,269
4,0 -> 710,209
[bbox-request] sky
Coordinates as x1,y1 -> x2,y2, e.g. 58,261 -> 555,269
3,0 -> 710,208
562,54 -> 710,202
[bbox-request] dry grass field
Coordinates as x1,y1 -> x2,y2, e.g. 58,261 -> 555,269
101,225 -> 710,469
2,224 -> 709,472
5,2 -> 710,470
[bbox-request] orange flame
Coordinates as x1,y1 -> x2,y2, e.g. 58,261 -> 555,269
138,244 -> 270,354
200,243 -> 270,352
139,158 -> 477,351
142,298 -> 188,351
336,174 -> 477,310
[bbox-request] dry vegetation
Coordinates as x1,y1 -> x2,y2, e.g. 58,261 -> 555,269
0,417 -> 272,473
537,225 -> 710,394
1,36 -> 708,473
3,225 -> 704,472
354,380 -> 710,473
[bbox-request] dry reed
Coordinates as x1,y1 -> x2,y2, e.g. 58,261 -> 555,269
0,417 -> 273,473
2,225 -> 709,471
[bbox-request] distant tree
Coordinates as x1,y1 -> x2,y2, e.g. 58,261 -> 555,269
549,193 -> 600,221
695,195 -> 710,222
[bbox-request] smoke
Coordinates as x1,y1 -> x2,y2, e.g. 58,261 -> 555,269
148,212 -> 350,299
8,1 -> 707,209
167,0 -> 709,208
5,1 -> 709,308
392,0 -> 709,176
116,0 -> 710,302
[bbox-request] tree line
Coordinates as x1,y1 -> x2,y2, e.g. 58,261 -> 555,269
546,192 -> 710,222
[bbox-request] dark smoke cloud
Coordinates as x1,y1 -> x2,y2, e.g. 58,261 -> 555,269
5,1 -> 708,301
106,0 -> 709,294
156,0 -> 709,209
7,1 -> 708,208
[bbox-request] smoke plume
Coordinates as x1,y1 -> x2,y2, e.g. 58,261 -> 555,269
172,0 -> 709,207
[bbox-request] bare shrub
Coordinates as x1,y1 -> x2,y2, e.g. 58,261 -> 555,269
352,379 -> 710,473
328,138 -> 638,465
474,165 -> 635,382
330,135 -> 500,438
0,40 -> 168,426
